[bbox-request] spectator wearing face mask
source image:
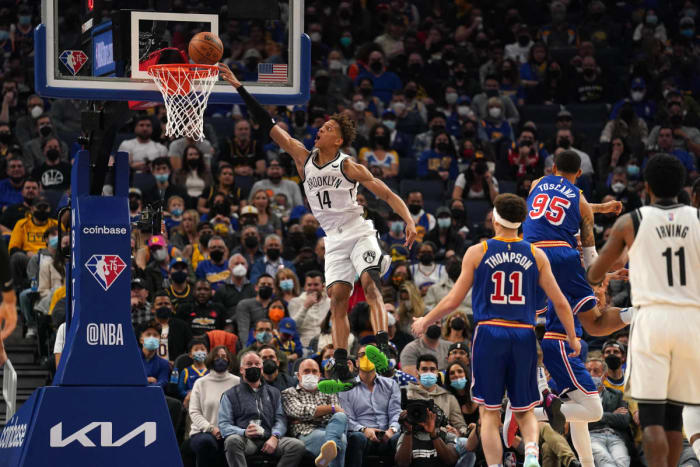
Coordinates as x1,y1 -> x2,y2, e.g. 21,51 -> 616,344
139,320 -> 171,390
144,157 -> 188,205
413,113 -> 459,156
417,131 -> 459,181
355,49 -> 403,106
442,313 -> 471,346
165,256 -> 194,312
151,291 -> 192,363
648,101 -> 700,158
424,207 -> 468,260
13,95 -> 45,144
409,241 -> 445,295
505,24 -> 534,64
508,129 -> 541,179
288,270 -> 330,348
424,255 -> 472,317
164,195 -> 186,235
23,114 -> 70,172
235,274 -> 276,347
601,341 -> 627,393
405,191 -> 436,242
573,56 -> 607,103
377,109 -> 414,158
195,236 -> 230,292
238,319 -> 289,373
389,90 -> 425,136
249,234 -> 296,284
260,344 -> 296,391
605,167 -> 641,213
600,103 -> 649,158
178,338 -> 210,403
479,98 -> 514,145
359,123 -> 400,179
214,254 -> 255,312
609,78 -> 656,125
399,321 -> 452,378
143,235 -> 172,294
31,137 -> 70,190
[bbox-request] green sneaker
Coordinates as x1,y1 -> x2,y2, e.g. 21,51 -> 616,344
317,360 -> 356,394
365,344 -> 389,373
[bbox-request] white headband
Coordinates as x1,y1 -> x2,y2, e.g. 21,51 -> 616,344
492,208 -> 521,230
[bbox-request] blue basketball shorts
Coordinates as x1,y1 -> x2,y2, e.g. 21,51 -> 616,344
534,246 -> 596,315
541,335 -> 598,396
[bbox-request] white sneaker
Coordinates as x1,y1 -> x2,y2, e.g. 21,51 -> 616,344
315,440 -> 337,466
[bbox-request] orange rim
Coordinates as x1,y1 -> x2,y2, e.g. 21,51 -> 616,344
148,64 -> 219,95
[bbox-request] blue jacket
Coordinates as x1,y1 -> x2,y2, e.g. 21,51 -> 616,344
249,257 -> 297,284
218,382 -> 287,439
142,352 -> 170,390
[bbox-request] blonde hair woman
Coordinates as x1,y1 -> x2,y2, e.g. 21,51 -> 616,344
395,281 -> 425,335
274,268 -> 301,303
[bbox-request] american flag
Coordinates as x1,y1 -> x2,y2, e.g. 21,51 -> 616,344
258,63 -> 288,82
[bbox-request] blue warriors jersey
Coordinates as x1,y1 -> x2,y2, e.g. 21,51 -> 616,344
523,175 -> 582,248
472,238 -> 540,326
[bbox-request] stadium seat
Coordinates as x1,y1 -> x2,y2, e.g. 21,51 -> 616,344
566,103 -> 610,124
205,116 -> 235,141
519,105 -> 561,124
399,179 -> 444,203
499,180 -> 517,194
398,157 -> 417,180
464,199 -> 492,228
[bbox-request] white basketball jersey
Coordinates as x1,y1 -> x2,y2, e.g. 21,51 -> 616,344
303,149 -> 364,231
628,204 -> 700,308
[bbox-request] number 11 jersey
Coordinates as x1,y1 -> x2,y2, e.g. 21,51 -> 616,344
523,175 -> 581,248
629,204 -> 700,308
303,149 -> 363,231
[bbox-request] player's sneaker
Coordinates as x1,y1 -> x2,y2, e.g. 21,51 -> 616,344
365,344 -> 390,374
317,361 -> 356,394
544,393 -> 565,434
524,454 -> 540,467
315,440 -> 337,466
503,402 -> 519,448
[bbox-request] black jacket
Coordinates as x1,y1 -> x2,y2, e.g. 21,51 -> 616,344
163,317 -> 193,362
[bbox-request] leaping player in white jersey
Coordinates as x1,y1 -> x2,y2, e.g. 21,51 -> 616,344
219,63 -> 417,394
588,153 -> 700,467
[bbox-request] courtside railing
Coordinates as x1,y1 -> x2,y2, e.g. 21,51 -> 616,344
2,358 -> 17,422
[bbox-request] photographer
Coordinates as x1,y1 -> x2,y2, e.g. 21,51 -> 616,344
395,407 -> 459,467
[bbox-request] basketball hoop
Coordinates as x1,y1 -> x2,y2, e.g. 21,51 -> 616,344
147,64 -> 219,141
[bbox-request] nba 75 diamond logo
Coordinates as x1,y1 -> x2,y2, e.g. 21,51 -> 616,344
85,255 -> 126,291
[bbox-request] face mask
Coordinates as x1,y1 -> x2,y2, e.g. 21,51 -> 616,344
445,92 -> 458,105
262,359 -> 278,375
419,253 -> 434,265
488,107 -> 502,119
451,317 -> 466,331
457,106 -> 471,117
258,285 -> 273,299
213,358 -> 229,373
245,366 -> 262,382
370,61 -> 383,73
558,137 -> 571,149
437,141 -> 450,153
437,217 -> 451,229
193,350 -> 207,362
611,182 -> 626,194
591,376 -> 603,389
152,248 -> 167,262
358,355 -> 375,372
426,324 -> 441,340
605,354 -> 622,370
256,331 -> 271,343
450,377 -> 467,390
155,173 -> 169,183
408,204 -> 422,215
419,372 -> 438,388
646,15 -> 658,25
129,199 -> 140,211
244,236 -> 258,249
451,209 -> 465,221
171,270 -> 188,284
31,106 -> 43,119
33,210 -> 49,222
383,120 -> 396,131
310,32 -> 322,43
39,125 -> 53,138
375,134 -> 390,148
141,336 -> 160,351
187,158 -> 200,169
390,221 -> 404,234
266,248 -> 281,261
155,306 -> 172,319
210,249 -> 224,263
279,279 -> 294,291
19,15 -> 31,25
405,88 -> 417,99
232,264 -> 247,277
301,374 -> 319,391
627,165 -> 640,178
352,100 -> 366,112
631,91 -> 644,102
360,87 -> 373,98
391,102 -> 406,114
268,306 -> 285,322
46,149 -> 60,161
48,236 -> 58,249
447,261 -> 461,282
329,59 -> 342,71
171,208 -> 183,217
0,31 -> 8,41
518,35 -> 530,46
340,36 -> 352,48
681,28 -> 694,38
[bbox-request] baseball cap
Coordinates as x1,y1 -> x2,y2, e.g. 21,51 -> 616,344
681,16 -> 695,26
315,69 -> 329,78
279,317 -> 297,335
448,342 -> 468,354
240,206 -> 259,216
169,257 -> 187,269
148,235 -> 166,248
631,77 -> 646,90
131,277 -> 146,289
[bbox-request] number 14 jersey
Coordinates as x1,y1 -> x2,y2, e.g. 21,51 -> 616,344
473,238 -> 540,326
629,204 -> 700,308
304,149 -> 363,231
523,175 -> 581,248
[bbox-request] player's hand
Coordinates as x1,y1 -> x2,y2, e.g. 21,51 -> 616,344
606,268 -> 628,282
218,62 -> 241,88
600,200 -> 623,215
568,338 -> 581,358
404,221 -> 417,249
411,316 -> 427,337
0,290 -> 17,340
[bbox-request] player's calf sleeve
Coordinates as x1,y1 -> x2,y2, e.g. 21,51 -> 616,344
561,391 -> 604,423
570,421 -> 594,467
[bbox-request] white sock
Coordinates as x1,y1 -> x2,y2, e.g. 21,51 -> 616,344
683,406 -> 700,459
537,366 -> 549,394
570,421 -> 594,467
525,441 -> 539,459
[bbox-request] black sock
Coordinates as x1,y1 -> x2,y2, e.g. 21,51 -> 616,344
375,331 -> 389,346
333,348 -> 348,367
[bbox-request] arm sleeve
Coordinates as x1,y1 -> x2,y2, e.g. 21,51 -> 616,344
218,394 -> 245,438
236,86 -> 276,135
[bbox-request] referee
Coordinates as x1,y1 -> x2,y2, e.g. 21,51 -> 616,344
0,238 -> 17,367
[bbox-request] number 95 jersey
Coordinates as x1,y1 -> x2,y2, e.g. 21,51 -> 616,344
304,149 -> 364,231
523,175 -> 581,248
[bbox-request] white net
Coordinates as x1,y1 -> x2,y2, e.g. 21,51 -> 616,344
148,65 -> 219,141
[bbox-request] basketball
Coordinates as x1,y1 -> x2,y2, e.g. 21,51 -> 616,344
188,32 -> 224,65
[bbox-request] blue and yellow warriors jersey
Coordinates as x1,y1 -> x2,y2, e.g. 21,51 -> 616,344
523,175 -> 581,248
472,238 -> 540,326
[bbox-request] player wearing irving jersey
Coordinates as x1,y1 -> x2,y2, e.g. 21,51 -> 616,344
219,63 -> 417,396
413,194 -> 580,467
589,154 -> 700,467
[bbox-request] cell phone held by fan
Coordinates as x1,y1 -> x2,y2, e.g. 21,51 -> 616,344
374,430 -> 385,440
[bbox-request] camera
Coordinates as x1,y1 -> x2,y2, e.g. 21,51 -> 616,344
403,398 -> 434,426
136,201 -> 163,234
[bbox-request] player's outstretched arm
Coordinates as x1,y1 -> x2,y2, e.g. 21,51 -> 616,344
534,247 -> 580,357
342,159 -> 417,248
218,63 -> 309,169
590,200 -> 623,215
587,214 -> 633,286
411,244 -> 481,337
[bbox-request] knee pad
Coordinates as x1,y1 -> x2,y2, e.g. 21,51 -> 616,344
639,402 -> 666,429
683,406 -> 700,438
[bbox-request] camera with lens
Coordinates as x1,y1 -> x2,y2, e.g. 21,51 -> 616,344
403,398 -> 434,426
136,200 -> 163,234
